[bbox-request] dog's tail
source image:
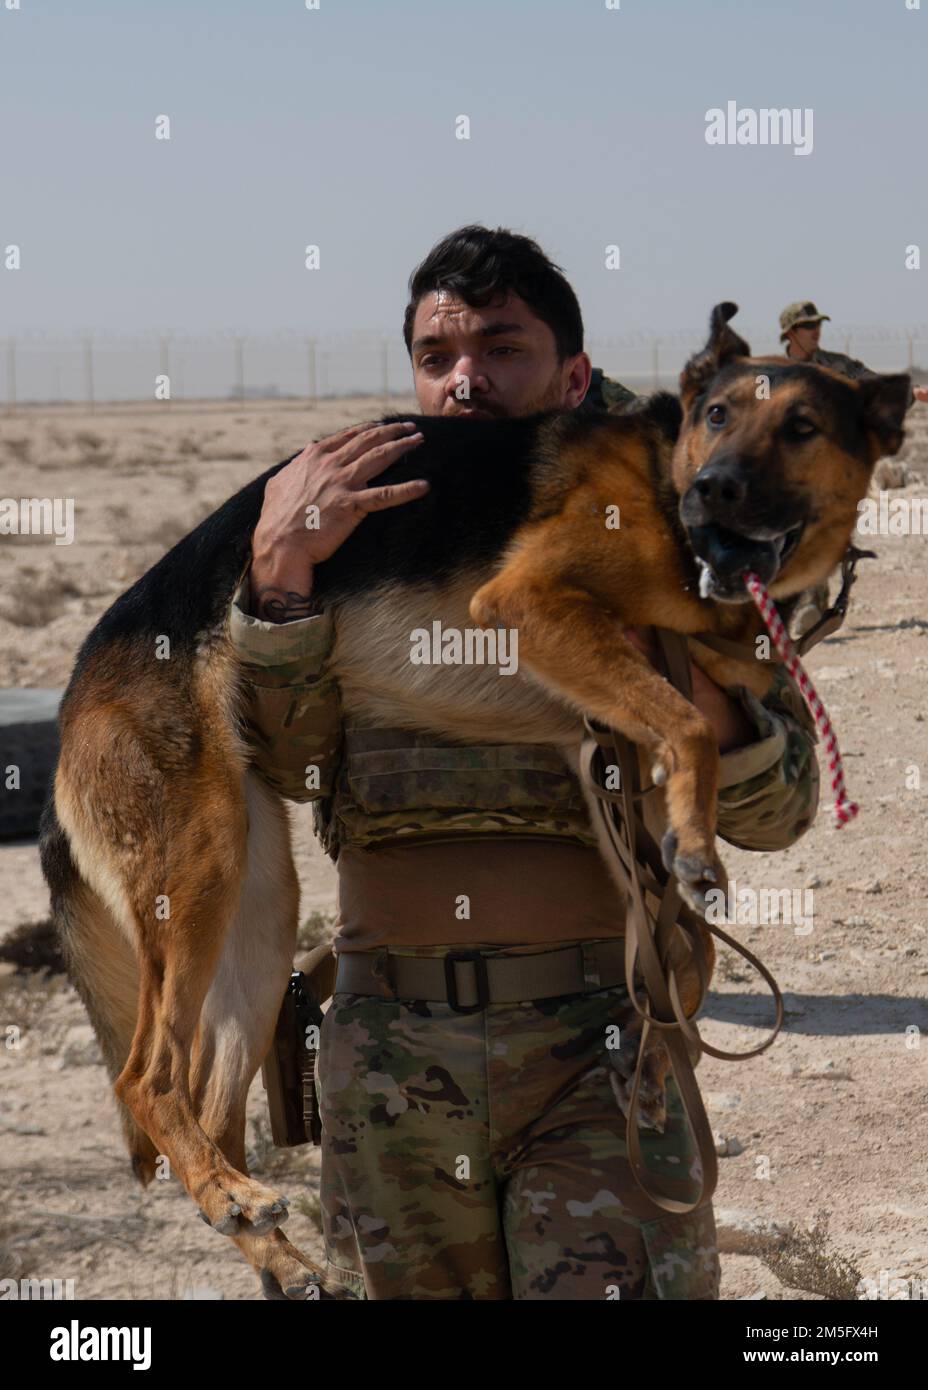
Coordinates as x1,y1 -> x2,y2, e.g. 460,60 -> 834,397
39,798 -> 160,1184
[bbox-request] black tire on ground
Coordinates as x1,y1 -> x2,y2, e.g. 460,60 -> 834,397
0,689 -> 62,842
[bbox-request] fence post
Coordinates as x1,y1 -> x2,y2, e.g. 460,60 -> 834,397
6,339 -> 16,413
307,337 -> 317,402
84,337 -> 95,413
234,336 -> 245,402
159,336 -> 171,404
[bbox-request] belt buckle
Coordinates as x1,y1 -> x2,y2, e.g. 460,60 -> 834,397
443,950 -> 489,1014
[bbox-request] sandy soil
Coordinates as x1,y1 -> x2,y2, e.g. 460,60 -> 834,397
1,396 -> 926,1302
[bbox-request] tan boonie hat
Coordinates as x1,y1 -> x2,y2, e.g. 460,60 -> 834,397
779,300 -> 832,340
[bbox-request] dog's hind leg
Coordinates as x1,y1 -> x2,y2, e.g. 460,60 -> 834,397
40,803 -> 160,1181
52,656 -> 299,1241
45,775 -> 332,1296
189,770 -> 335,1298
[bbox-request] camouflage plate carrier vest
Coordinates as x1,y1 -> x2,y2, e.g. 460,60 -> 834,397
312,720 -> 600,859
311,371 -> 636,860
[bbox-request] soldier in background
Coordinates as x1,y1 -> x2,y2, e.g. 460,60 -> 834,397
779,301 -> 926,635
780,299 -> 873,381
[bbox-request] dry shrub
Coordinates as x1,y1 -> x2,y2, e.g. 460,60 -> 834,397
1,436 -> 32,464
297,910 -> 336,953
0,565 -> 80,626
751,1212 -> 862,1300
0,919 -> 67,975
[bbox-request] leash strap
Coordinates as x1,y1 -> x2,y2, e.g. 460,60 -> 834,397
690,543 -> 876,665
793,544 -> 877,659
579,632 -> 783,1217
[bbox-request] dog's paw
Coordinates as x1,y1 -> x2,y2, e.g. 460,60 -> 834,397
260,1268 -> 331,1301
243,1230 -> 350,1301
197,1175 -> 290,1238
660,830 -> 717,917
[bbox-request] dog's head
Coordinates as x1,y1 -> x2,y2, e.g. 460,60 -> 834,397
674,302 -> 910,603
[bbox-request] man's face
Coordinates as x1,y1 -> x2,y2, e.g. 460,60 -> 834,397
786,322 -> 822,359
409,289 -> 591,418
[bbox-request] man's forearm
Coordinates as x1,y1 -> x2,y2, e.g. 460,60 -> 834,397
247,547 -> 316,623
624,625 -> 754,753
690,661 -> 755,753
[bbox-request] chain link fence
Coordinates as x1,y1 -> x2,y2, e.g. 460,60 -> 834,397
2,327 -> 926,408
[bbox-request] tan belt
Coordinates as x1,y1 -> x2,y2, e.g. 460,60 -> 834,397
334,940 -> 629,1011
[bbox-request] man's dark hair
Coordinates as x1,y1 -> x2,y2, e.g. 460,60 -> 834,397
403,225 -> 584,360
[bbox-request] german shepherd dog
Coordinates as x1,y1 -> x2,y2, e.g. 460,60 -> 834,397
39,304 -> 909,1299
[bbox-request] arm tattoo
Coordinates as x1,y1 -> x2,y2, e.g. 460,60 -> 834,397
252,587 -> 317,624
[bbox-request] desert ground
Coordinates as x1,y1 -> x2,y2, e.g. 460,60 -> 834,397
1,395 -> 926,1302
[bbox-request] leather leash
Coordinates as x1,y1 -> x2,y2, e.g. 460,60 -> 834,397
691,544 -> 876,666
577,544 -> 874,1215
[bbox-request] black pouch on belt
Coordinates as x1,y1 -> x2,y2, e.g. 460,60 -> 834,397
261,970 -> 324,1147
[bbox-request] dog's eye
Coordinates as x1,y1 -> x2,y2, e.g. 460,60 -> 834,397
706,404 -> 727,428
790,418 -> 818,439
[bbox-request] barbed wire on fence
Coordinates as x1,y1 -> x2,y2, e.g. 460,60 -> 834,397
2,328 -> 926,409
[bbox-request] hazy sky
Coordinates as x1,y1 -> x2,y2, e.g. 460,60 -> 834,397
3,0 -> 926,352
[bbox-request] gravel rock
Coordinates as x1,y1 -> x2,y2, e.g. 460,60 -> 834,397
714,1132 -> 745,1157
716,1208 -> 792,1255
54,1024 -> 103,1069
707,1091 -> 743,1112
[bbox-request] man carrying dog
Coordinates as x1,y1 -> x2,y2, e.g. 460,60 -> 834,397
228,227 -> 821,1300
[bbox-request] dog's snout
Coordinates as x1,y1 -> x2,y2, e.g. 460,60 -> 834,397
692,460 -> 747,512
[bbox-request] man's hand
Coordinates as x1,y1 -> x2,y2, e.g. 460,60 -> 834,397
913,386 -> 928,405
624,626 -> 754,754
248,421 -> 427,621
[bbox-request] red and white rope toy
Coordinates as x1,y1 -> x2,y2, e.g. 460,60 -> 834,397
743,570 -> 859,828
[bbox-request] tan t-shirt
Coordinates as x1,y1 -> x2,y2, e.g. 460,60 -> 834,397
334,838 -> 625,953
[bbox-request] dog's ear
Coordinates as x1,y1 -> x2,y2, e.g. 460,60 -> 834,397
679,302 -> 751,409
856,373 -> 911,458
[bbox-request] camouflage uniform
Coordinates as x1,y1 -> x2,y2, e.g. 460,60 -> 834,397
579,367 -> 639,415
787,342 -> 873,632
229,377 -> 820,1301
778,301 -> 902,634
778,301 -> 879,385
317,967 -> 718,1300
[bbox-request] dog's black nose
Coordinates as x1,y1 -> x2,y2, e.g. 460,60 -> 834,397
691,459 -> 747,513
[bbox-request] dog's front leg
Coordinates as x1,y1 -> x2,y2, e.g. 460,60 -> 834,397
471,570 -> 722,912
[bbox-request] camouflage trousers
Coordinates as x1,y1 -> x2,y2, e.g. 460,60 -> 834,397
315,942 -> 720,1300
